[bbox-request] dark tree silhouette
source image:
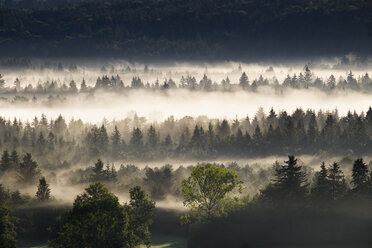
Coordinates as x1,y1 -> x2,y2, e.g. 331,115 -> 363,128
351,158 -> 369,194
36,177 -> 51,201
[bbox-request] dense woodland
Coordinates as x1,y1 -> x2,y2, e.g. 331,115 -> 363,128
2,0 -> 372,247
2,155 -> 372,247
0,106 -> 371,167
0,0 -> 371,58
0,67 -> 372,105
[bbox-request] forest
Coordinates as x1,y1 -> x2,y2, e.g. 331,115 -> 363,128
0,65 -> 372,106
0,59 -> 371,247
0,106 -> 371,164
1,0 -> 372,245
2,153 -> 372,247
0,0 -> 371,59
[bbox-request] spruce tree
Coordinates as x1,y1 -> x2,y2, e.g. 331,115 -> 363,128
239,72 -> 249,89
36,177 -> 51,201
327,162 -> 347,201
0,151 -> 10,172
351,158 -> 369,194
18,153 -> 40,185
311,162 -> 329,204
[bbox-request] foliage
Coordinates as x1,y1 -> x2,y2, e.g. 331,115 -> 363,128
351,158 -> 369,193
260,156 -> 308,206
18,153 -> 40,185
0,200 -> 16,248
36,177 -> 51,201
124,186 -> 155,247
49,183 -> 154,248
0,0 -> 370,58
181,163 -> 242,222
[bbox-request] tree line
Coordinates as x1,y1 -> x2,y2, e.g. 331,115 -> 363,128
0,182 -> 155,248
2,154 -> 372,247
0,0 -> 370,58
0,107 -> 372,166
1,68 -> 372,100
182,157 -> 372,247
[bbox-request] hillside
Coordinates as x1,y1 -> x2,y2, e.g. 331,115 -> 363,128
0,0 -> 371,60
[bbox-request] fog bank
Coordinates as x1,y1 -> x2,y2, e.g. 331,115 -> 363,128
0,88 -> 371,123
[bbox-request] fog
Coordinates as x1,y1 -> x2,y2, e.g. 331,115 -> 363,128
0,59 -> 371,123
1,57 -> 371,87
1,59 -> 372,217
0,88 -> 372,123
8,154 -> 369,207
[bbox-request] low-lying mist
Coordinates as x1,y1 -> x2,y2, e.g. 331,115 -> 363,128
1,88 -> 372,123
2,154 -> 370,207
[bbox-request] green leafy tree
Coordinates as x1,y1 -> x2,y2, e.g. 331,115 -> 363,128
143,166 -> 173,200
0,200 -> 16,248
124,186 -> 155,247
182,163 -> 242,222
49,183 -> 154,248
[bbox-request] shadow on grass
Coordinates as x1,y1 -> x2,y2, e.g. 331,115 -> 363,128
17,239 -> 48,248
139,233 -> 187,248
18,233 -> 186,248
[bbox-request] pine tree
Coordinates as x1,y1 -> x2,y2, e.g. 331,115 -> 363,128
9,151 -> 19,170
239,72 -> 249,89
80,79 -> 87,92
327,75 -> 336,90
311,162 -> 329,203
0,74 -> 5,88
18,153 -> 40,184
304,66 -> 312,86
163,134 -> 173,151
327,162 -> 347,201
99,125 -> 109,152
91,159 -> 104,181
274,155 -> 307,193
36,177 -> 51,201
130,128 -> 144,152
0,150 -> 10,171
111,126 -> 121,147
260,155 -> 308,206
147,125 -> 158,148
351,158 -> 369,193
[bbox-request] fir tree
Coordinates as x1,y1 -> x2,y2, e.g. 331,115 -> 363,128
36,177 -> 51,201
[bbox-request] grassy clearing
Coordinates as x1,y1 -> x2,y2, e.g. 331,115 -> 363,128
139,233 -> 187,248
18,233 -> 186,248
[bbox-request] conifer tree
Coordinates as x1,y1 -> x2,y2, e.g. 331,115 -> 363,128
351,158 -> 369,194
239,72 -> 249,89
327,162 -> 347,201
36,177 -> 51,201
0,151 -> 10,172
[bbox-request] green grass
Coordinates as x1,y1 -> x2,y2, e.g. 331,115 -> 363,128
18,233 -> 186,248
17,239 -> 48,248
139,233 -> 187,248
